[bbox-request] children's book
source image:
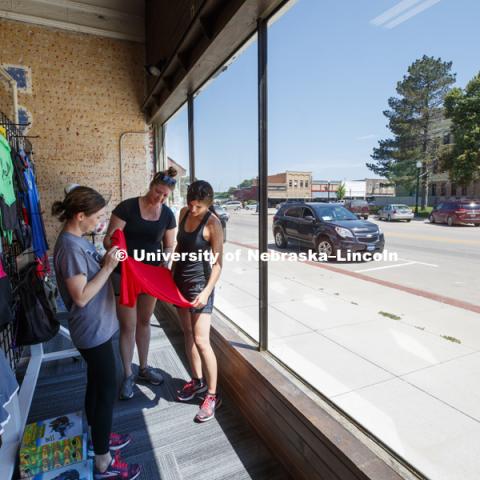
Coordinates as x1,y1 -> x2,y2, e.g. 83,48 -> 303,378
29,460 -> 93,480
22,412 -> 86,448
19,434 -> 87,478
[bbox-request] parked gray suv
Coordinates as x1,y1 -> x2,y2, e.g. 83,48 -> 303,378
272,202 -> 385,258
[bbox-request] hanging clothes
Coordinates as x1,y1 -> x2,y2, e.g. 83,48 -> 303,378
21,150 -> 49,259
110,229 -> 193,309
0,254 -> 14,328
0,134 -> 17,244
10,147 -> 32,250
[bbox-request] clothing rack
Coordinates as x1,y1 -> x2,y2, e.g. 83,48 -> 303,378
0,113 -> 27,371
0,111 -> 78,480
0,112 -> 32,152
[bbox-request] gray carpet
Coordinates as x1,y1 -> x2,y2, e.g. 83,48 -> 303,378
22,314 -> 288,480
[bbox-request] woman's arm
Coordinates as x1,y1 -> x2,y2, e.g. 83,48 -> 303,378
103,214 -> 126,250
171,207 -> 188,272
65,248 -> 119,308
162,227 -> 176,269
192,216 -> 223,308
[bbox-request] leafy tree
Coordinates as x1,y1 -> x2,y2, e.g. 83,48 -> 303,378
441,72 -> 480,187
367,55 -> 456,207
238,178 -> 254,188
336,182 -> 346,200
214,192 -> 230,199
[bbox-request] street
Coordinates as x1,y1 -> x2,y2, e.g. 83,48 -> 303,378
224,210 -> 480,307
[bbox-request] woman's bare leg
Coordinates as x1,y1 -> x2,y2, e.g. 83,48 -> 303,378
116,297 -> 137,378
192,313 -> 217,393
178,308 -> 203,379
135,294 -> 157,370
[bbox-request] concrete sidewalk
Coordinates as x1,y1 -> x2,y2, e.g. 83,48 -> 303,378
216,243 -> 480,480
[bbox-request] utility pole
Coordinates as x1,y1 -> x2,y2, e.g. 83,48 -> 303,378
415,161 -> 422,214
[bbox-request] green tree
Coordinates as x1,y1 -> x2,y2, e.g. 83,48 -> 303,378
367,55 -> 456,207
336,182 -> 346,200
441,72 -> 480,187
238,178 -> 254,188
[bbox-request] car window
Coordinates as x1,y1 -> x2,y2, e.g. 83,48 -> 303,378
285,206 -> 303,218
313,205 -> 358,221
352,200 -> 368,207
302,208 -> 315,218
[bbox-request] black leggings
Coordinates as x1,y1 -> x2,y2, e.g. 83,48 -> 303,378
78,338 -> 117,455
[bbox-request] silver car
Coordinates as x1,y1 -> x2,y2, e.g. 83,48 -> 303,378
378,204 -> 414,222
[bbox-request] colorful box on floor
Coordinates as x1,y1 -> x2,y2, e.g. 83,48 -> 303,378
29,460 -> 93,479
19,434 -> 87,478
21,411 -> 86,448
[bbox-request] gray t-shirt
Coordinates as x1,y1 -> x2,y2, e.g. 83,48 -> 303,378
53,231 -> 118,350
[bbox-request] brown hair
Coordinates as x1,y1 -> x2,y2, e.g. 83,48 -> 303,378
187,180 -> 219,218
150,166 -> 177,190
51,186 -> 106,222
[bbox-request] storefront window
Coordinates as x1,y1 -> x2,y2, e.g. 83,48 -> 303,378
164,105 -> 189,218
267,1 -> 480,478
194,37 -> 260,341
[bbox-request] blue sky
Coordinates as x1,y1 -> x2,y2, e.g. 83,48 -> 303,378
165,0 -> 480,192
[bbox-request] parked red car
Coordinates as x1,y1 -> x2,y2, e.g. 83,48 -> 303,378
344,200 -> 369,220
429,201 -> 480,226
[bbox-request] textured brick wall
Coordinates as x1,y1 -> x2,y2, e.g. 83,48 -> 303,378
0,78 -> 15,119
0,19 -> 150,248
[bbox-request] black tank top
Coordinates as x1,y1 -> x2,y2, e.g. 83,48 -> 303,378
174,210 -> 212,285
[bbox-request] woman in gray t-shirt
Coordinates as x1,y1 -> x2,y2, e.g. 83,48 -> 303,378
52,186 -> 140,480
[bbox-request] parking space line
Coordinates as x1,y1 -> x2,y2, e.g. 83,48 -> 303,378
227,239 -> 480,314
398,258 -> 439,267
355,261 -> 416,273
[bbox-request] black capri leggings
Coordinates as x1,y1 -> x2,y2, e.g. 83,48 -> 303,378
78,337 -> 117,455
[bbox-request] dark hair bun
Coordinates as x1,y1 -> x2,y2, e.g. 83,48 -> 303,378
51,186 -> 106,222
167,166 -> 177,178
51,200 -> 65,218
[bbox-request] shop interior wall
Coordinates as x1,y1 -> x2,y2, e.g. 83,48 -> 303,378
0,18 -> 150,248
0,78 -> 14,120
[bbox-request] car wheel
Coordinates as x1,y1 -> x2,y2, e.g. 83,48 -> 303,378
364,215 -> 369,220
274,229 -> 287,248
429,214 -> 435,224
387,214 -> 392,222
474,224 -> 480,227
447,216 -> 454,227
406,219 -> 411,222
316,237 -> 334,259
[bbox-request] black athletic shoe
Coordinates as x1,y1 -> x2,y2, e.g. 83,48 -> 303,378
176,378 -> 207,401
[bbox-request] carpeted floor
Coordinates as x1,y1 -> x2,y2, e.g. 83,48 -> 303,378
22,312 -> 288,480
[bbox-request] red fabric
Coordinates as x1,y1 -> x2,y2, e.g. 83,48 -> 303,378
0,260 -> 6,279
110,229 -> 193,309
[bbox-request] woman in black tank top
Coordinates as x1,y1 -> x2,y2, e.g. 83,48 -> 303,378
173,181 -> 224,423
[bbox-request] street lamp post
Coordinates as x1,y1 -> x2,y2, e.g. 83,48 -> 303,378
415,160 -> 422,214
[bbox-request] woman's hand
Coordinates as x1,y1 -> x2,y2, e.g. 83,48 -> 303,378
103,246 -> 120,272
192,290 -> 210,308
